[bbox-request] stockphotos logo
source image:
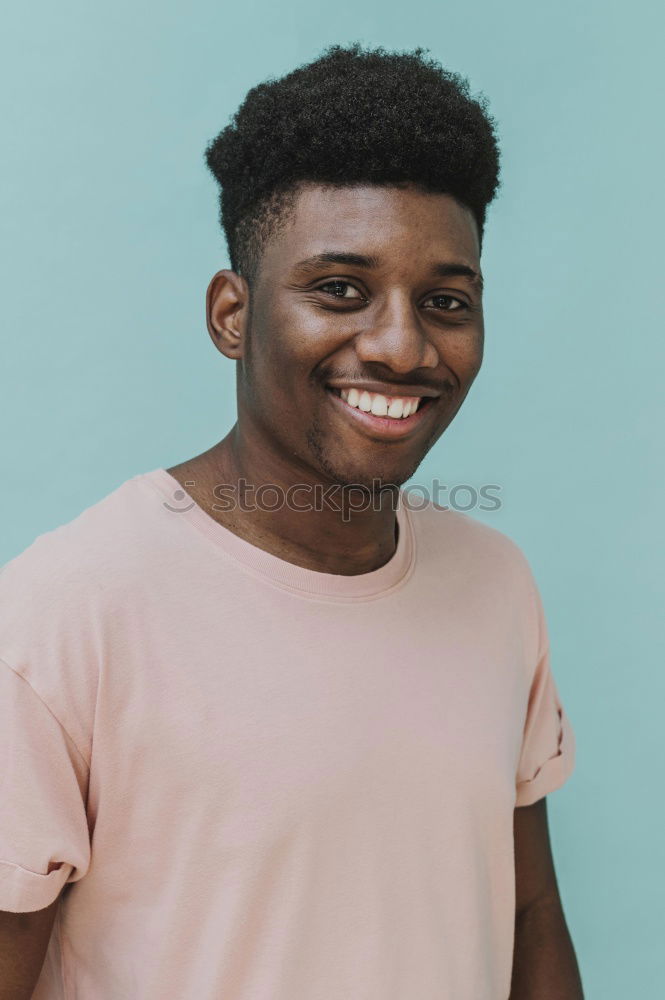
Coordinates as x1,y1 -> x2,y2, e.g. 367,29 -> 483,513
162,479 -> 503,522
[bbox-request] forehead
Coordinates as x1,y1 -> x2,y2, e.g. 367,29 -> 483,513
262,182 -> 480,276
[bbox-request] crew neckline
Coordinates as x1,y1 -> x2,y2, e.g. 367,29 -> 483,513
142,467 -> 416,601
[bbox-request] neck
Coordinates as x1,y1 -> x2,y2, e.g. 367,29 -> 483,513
167,427 -> 401,576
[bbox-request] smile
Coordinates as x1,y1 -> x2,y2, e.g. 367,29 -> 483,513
326,386 -> 436,439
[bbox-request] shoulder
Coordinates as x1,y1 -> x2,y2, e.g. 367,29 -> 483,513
0,472 -> 154,603
402,491 -> 536,583
0,472 -> 159,756
403,493 -> 544,665
0,468 -> 182,594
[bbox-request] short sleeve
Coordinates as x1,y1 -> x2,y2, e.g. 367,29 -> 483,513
0,658 -> 91,912
515,581 -> 577,807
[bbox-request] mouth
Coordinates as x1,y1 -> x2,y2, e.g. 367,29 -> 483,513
325,385 -> 437,440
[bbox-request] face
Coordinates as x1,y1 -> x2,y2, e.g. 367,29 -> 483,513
208,182 -> 484,491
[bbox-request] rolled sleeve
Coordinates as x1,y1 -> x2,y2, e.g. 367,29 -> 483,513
515,643 -> 576,807
0,658 -> 91,912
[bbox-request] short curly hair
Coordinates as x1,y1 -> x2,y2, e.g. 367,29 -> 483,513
204,42 -> 501,288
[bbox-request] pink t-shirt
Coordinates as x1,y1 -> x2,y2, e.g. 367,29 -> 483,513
0,468 -> 575,999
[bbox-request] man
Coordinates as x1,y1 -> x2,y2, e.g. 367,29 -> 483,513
0,42 -> 583,999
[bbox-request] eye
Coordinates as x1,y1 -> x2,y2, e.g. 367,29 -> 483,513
424,293 -> 468,312
317,280 -> 364,301
315,282 -> 470,312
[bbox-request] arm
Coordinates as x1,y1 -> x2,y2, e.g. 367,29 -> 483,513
509,797 -> 584,999
0,895 -> 60,1000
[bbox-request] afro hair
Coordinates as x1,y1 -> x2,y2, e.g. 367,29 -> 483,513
204,42 -> 501,287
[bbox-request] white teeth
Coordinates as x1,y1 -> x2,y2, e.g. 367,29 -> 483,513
332,388 -> 423,420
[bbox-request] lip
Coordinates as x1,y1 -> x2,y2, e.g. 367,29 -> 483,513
325,380 -> 441,399
325,387 -> 436,440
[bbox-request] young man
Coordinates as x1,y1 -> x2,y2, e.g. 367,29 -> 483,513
0,43 -> 583,1000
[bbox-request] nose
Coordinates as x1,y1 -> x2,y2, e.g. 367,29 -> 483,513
353,292 -> 439,374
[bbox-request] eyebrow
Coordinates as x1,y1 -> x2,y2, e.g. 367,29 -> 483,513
291,252 -> 484,292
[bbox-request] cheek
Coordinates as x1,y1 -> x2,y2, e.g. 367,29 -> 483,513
443,328 -> 484,376
252,298 -> 319,370
242,333 -> 323,432
270,295 -> 352,364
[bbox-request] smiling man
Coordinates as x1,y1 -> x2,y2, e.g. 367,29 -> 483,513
0,43 -> 583,1000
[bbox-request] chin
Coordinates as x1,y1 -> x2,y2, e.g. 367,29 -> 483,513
305,426 -> 425,494
318,456 -> 416,494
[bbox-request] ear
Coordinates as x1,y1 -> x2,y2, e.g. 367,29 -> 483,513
206,269 -> 250,360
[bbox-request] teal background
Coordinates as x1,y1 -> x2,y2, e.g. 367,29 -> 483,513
1,2 -> 663,993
